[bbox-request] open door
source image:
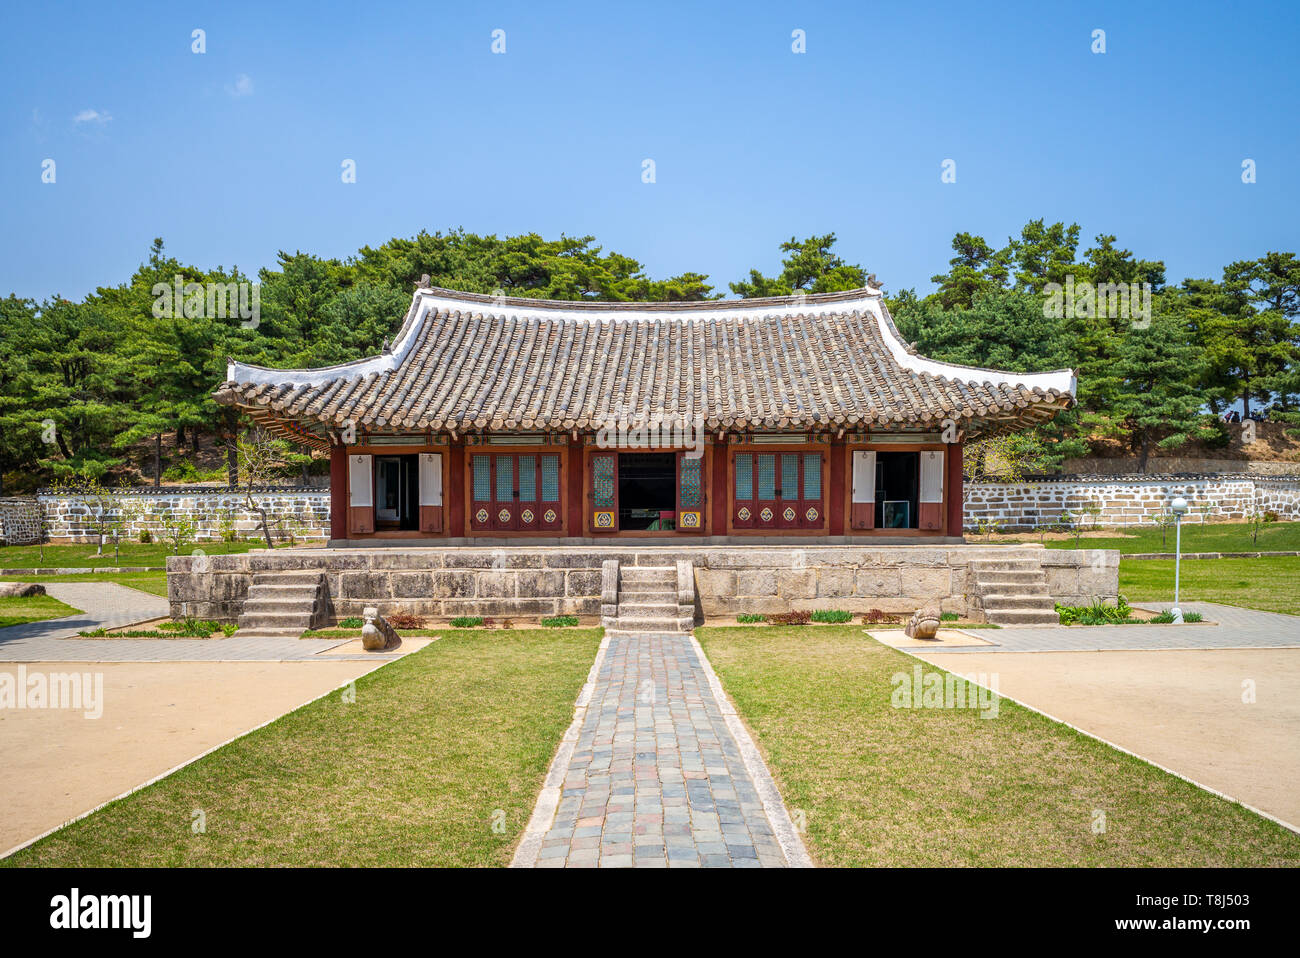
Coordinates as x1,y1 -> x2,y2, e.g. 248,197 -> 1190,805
348,454 -> 374,534
590,453 -> 617,532
850,450 -> 875,530
918,449 -> 944,531
419,453 -> 443,533
676,452 -> 704,532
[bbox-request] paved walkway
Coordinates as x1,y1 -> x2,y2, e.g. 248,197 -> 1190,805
926,603 -> 1300,653
0,583 -> 390,662
513,632 -> 809,868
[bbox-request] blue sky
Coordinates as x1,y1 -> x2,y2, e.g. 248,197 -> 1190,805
2,0 -> 1297,302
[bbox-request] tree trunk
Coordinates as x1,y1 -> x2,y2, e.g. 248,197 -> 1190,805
301,461 -> 310,485
1242,386 -> 1251,419
176,425 -> 185,448
1137,435 -> 1152,473
154,434 -> 162,488
191,429 -> 201,454
257,506 -> 275,549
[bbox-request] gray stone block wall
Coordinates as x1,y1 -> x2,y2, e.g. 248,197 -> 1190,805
0,497 -> 43,545
168,545 -> 1120,626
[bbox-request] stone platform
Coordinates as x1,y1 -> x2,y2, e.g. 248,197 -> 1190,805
166,544 -> 1118,627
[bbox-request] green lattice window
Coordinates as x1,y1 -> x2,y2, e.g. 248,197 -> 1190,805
472,455 -> 491,501
803,453 -> 821,498
541,455 -> 560,502
593,456 -> 615,509
679,455 -> 702,508
518,456 -> 536,501
757,454 -> 776,500
734,454 -> 752,500
495,456 -> 514,501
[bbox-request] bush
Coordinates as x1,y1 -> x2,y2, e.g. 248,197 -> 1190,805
540,615 -> 579,627
861,609 -> 900,624
138,529 -> 153,544
388,613 -> 426,629
736,613 -> 768,624
338,616 -> 364,629
1056,597 -> 1132,626
769,610 -> 812,626
810,609 -> 852,623
448,616 -> 483,628
940,611 -> 959,622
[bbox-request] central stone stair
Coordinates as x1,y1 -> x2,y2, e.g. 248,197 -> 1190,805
970,558 -> 1059,626
236,570 -> 330,639
604,562 -> 695,634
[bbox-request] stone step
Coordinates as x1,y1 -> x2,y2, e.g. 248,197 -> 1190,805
242,596 -> 320,610
981,594 -> 1056,610
979,581 -> 1050,595
985,608 -> 1061,626
250,572 -> 324,586
617,601 -> 678,617
246,583 -> 320,597
619,571 -> 677,587
237,611 -> 315,630
977,570 -> 1046,586
618,588 -> 676,601
970,560 -> 1040,573
609,615 -> 693,633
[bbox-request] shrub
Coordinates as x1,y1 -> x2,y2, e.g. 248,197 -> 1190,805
861,608 -> 899,624
500,618 -> 514,629
736,613 -> 767,624
138,528 -> 153,544
540,615 -> 579,627
448,616 -> 482,628
220,623 -> 238,637
339,616 -> 364,629
388,613 -> 427,629
769,610 -> 812,626
1056,597 -> 1132,626
810,609 -> 852,624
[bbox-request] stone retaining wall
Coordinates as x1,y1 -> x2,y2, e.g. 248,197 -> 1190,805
0,497 -> 43,546
167,545 -> 1118,625
966,475 -> 1300,531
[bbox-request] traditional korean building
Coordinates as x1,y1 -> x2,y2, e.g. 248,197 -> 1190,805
214,283 -> 1074,544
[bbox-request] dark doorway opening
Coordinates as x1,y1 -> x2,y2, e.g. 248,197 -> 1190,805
618,452 -> 676,530
876,451 -> 919,529
375,454 -> 419,530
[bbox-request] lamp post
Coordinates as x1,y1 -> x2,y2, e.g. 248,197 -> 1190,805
1170,497 -> 1188,624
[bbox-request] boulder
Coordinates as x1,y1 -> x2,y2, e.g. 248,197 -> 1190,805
361,606 -> 401,651
0,582 -> 46,598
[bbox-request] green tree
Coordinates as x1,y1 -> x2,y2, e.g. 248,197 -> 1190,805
731,233 -> 866,297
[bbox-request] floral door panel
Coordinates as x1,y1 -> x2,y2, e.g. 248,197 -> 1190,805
590,453 -> 617,532
777,454 -> 801,528
470,453 -> 562,533
491,455 -> 516,530
676,452 -> 704,532
754,454 -> 780,529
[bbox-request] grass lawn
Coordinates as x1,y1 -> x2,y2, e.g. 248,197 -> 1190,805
4,628 -> 601,867
0,540 -> 281,569
0,594 -> 82,628
1,571 -> 168,598
1001,519 -> 1300,554
698,625 -> 1300,866
1120,555 -> 1300,615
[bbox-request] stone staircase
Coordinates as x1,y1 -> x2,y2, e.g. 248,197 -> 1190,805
603,561 -> 695,634
970,557 -> 1060,626
236,571 -> 330,638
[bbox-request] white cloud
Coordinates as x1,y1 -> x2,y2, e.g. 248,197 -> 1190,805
72,108 -> 111,125
226,74 -> 254,97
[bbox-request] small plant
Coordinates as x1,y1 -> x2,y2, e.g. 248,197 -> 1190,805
1056,597 -> 1132,626
388,613 -> 426,630
1150,610 -> 1205,624
861,608 -> 900,624
338,616 -> 364,629
976,517 -> 1003,542
940,611 -> 959,622
220,622 -> 239,637
499,618 -> 514,629
449,616 -> 483,628
138,528 -> 153,544
810,609 -> 852,624
769,610 -> 812,626
736,613 -> 768,624
540,615 -> 579,627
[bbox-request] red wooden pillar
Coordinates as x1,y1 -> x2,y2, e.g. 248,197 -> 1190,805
828,440 -> 846,536
710,442 -> 728,535
329,444 -> 348,541
566,442 -> 584,537
946,442 -> 964,537
448,443 -> 465,537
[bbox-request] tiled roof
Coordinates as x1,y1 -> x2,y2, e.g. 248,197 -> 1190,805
215,286 -> 1075,441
